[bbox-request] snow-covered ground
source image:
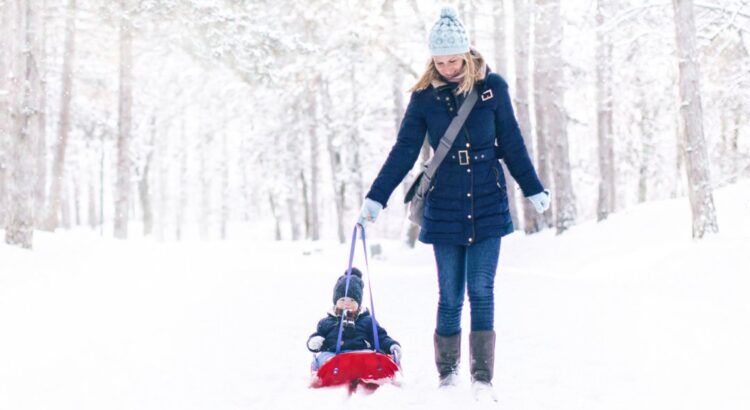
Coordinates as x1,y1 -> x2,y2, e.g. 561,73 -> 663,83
2,180 -> 749,410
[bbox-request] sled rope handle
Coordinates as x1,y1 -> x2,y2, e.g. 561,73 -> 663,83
335,224 -> 381,354
360,224 -> 381,353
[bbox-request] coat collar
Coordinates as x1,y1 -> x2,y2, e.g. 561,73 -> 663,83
326,307 -> 369,318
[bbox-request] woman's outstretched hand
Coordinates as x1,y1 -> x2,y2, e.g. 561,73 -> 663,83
357,198 -> 384,227
527,189 -> 551,213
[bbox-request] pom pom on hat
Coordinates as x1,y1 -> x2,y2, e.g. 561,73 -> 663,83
440,6 -> 458,18
428,6 -> 470,56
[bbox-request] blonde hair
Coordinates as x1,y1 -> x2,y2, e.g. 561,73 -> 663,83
409,49 -> 485,96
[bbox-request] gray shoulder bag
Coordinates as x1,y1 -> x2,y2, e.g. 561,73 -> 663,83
404,88 -> 479,227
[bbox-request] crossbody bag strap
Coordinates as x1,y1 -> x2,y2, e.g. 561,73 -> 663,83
417,88 -> 479,195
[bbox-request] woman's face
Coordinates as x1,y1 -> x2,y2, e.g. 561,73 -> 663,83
433,54 -> 465,80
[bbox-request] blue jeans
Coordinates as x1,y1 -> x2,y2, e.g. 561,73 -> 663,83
311,352 -> 336,371
432,237 -> 501,336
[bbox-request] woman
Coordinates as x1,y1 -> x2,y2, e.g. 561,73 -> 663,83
357,7 -> 550,393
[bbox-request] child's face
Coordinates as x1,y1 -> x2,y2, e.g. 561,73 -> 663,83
335,297 -> 359,311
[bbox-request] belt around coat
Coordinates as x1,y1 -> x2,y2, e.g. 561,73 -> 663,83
444,147 -> 496,165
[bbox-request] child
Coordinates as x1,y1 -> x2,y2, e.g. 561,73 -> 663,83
307,268 -> 401,370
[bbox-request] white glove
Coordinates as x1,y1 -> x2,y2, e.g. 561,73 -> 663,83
308,335 -> 324,351
527,189 -> 551,214
357,198 -> 384,227
389,344 -> 402,361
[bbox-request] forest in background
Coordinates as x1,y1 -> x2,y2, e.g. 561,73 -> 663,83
1,0 -> 748,249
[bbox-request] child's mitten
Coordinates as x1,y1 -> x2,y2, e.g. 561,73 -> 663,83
308,336 -> 325,351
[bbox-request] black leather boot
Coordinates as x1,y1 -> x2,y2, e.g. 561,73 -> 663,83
434,331 -> 461,387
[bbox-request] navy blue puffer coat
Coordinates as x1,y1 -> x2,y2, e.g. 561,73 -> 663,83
307,309 -> 400,354
366,63 -> 544,246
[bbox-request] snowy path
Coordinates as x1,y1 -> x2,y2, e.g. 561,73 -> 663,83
1,182 -> 749,410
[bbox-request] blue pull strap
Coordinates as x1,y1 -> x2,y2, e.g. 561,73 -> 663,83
334,224 -> 381,354
360,225 -> 381,353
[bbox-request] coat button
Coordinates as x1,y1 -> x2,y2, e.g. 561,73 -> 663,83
468,237 -> 473,242
467,169 -> 471,173
466,143 -> 470,148
467,193 -> 471,197
445,97 -> 449,101
467,215 -> 472,219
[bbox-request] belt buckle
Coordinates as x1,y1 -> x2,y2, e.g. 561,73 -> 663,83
458,150 -> 470,166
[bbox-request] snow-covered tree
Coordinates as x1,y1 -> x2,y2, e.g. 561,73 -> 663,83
515,0 -> 544,233
5,0 -> 42,249
672,0 -> 719,238
595,0 -> 615,221
536,0 -> 576,234
44,0 -> 77,232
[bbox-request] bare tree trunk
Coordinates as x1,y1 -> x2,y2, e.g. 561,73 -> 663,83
672,0 -> 718,238
0,0 -> 14,225
138,115 -> 155,236
73,173 -> 81,226
45,0 -> 77,231
728,104 -> 741,184
381,0 -> 419,247
495,0 -> 518,231
34,0 -> 47,229
0,155 -> 5,229
637,79 -> 654,203
300,169 -> 310,239
350,62 -> 363,202
323,81 -> 346,244
60,179 -> 71,229
458,0 -> 476,44
493,0 -> 507,79
285,109 -> 302,241
114,0 -> 133,239
5,0 -> 39,249
537,0 -> 576,234
240,146 -> 251,223
156,116 -> 169,240
286,196 -> 301,240
220,128 -> 229,240
719,98 -> 729,177
595,0 -> 615,221
199,132 -> 211,240
269,193 -> 281,241
176,115 -> 188,240
515,0 -> 542,234
533,2 -> 553,229
99,132 -> 105,234
308,79 -> 321,240
286,186 -> 300,242
673,114 -> 685,198
88,156 -> 97,229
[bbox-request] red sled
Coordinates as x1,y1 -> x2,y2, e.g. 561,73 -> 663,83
310,351 -> 400,393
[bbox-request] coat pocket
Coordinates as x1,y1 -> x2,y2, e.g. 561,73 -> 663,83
492,165 -> 505,190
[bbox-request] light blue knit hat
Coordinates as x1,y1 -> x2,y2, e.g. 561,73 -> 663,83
428,6 -> 470,56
